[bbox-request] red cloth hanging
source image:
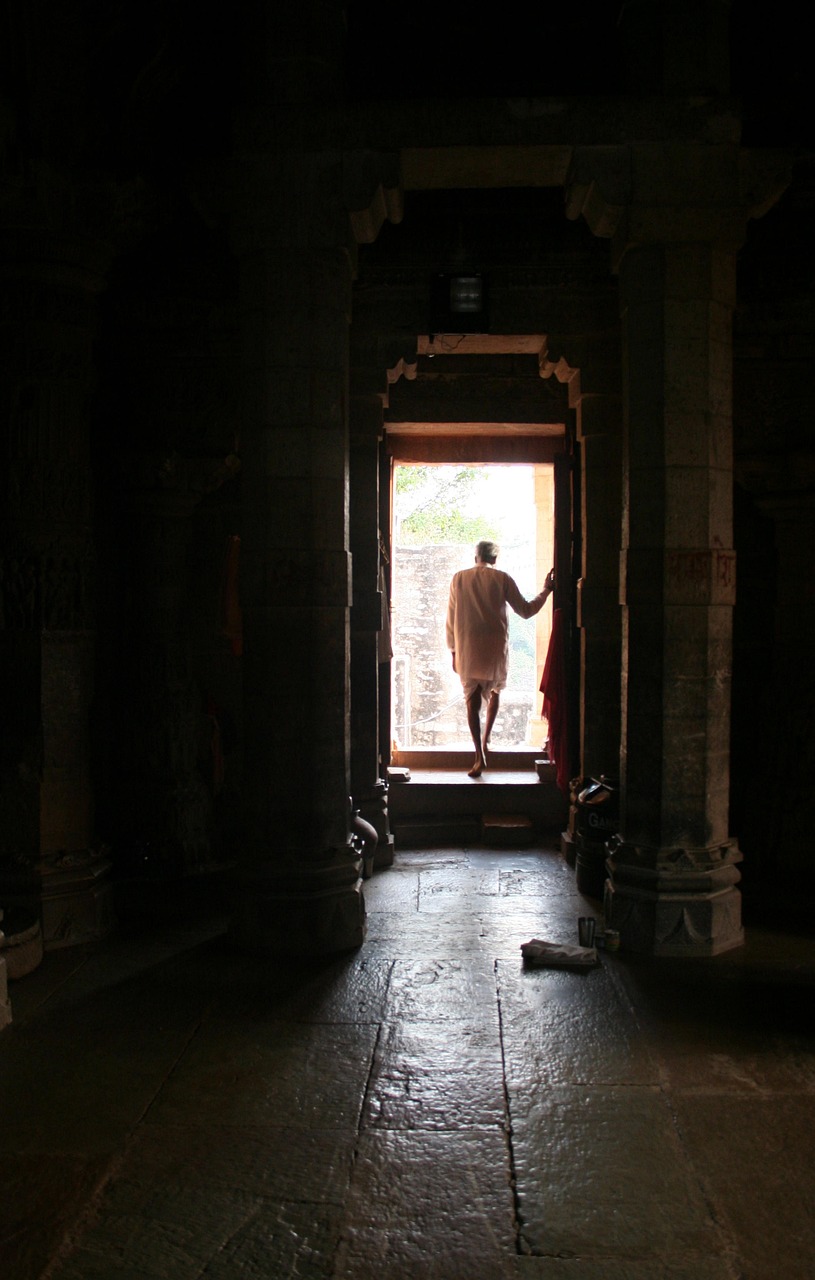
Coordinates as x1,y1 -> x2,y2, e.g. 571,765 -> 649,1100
540,608 -> 569,793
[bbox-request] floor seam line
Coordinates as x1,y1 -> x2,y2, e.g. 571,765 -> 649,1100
495,956 -> 525,1257
327,1010 -> 387,1279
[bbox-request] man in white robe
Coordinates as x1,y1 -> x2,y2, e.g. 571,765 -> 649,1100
446,540 -> 554,776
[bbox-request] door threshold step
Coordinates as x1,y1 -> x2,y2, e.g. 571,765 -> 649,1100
392,813 -> 544,849
392,816 -> 482,847
482,813 -> 535,846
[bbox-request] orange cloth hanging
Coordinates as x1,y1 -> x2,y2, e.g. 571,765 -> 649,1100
540,607 -> 570,793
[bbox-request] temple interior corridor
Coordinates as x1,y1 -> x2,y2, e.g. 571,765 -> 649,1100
3,3 -> 815,1273
3,841 -> 813,1280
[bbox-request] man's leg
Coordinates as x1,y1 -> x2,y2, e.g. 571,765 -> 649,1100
465,687 -> 486,777
483,689 -> 500,761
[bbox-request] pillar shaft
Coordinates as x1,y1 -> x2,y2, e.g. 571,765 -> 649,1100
108,456 -> 239,876
607,241 -> 743,954
572,346 -> 624,781
0,237 -> 113,948
350,392 -> 394,868
229,156 -> 365,954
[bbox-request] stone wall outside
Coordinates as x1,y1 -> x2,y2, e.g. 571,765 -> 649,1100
391,545 -> 538,749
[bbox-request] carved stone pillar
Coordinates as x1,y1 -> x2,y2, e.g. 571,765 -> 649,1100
350,391 -> 394,869
544,336 -> 624,781
568,144 -> 789,955
608,238 -> 744,954
578,380 -> 623,786
109,453 -> 240,880
228,152 -> 366,955
0,232 -> 113,948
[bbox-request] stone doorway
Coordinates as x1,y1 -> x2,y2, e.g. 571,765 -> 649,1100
389,457 -> 555,762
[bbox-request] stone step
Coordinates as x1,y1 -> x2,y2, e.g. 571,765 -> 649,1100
481,813 -> 535,847
391,815 -> 483,848
389,770 -> 567,828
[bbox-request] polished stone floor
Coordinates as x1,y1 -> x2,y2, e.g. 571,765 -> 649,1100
2,843 -> 814,1280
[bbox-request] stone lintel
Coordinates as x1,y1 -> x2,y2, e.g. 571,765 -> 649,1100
230,845 -> 366,956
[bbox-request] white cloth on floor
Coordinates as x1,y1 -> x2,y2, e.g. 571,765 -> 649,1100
520,938 -> 599,968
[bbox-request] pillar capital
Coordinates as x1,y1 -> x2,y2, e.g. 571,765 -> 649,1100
228,148 -> 403,258
342,151 -> 404,245
566,144 -> 792,263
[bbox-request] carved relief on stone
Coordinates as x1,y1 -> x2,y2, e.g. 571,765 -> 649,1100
5,459 -> 91,523
0,557 -> 39,629
0,547 -> 94,633
607,835 -> 743,883
41,550 -> 92,631
604,879 -> 743,955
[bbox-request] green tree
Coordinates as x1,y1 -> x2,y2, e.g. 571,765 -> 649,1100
394,465 -> 499,546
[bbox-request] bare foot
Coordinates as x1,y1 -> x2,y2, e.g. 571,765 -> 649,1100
467,756 -> 485,778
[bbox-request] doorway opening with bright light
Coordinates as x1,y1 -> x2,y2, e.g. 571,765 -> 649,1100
390,461 -> 554,758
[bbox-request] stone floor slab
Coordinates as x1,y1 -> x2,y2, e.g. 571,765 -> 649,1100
364,1020 -> 506,1130
333,1128 -> 516,1278
498,959 -> 659,1087
101,1124 -> 357,1208
145,1019 -> 378,1131
508,1260 -> 737,1279
0,1021 -> 198,1155
510,1085 -> 724,1262
0,1154 -> 112,1280
209,952 -> 394,1026
1,845 -> 813,1280
672,1094 -> 815,1280
385,955 -> 500,1026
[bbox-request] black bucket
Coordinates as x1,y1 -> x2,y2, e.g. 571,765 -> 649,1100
574,777 -> 618,900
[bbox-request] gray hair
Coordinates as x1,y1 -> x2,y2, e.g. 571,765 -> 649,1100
476,540 -> 499,564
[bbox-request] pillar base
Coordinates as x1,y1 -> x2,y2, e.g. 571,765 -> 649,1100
230,844 -> 366,957
1,850 -> 115,951
39,851 -> 116,950
0,914 -> 43,978
356,781 -> 395,871
561,829 -> 577,868
604,838 -> 744,956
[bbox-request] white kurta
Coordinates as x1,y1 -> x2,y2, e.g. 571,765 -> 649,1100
445,564 -> 547,687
